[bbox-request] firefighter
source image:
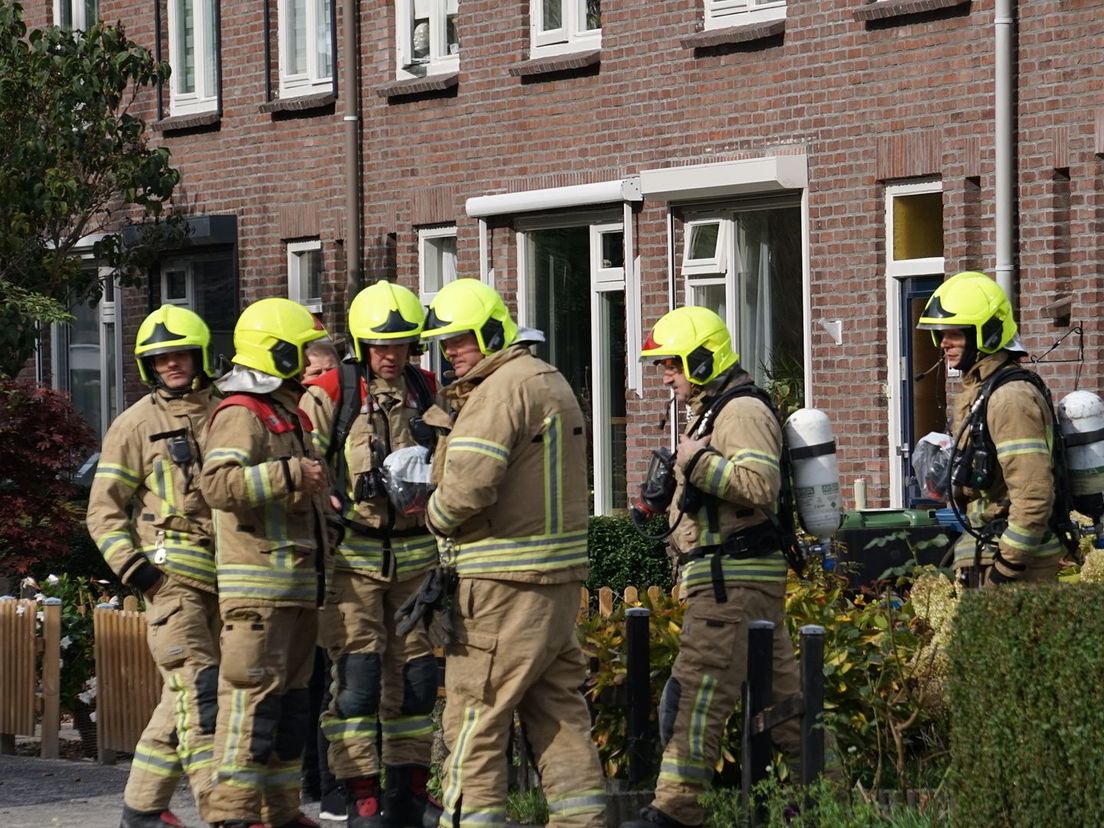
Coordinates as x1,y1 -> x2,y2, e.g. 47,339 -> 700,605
622,306 -> 802,828
199,297 -> 331,828
87,305 -> 219,828
417,278 -> 606,828
299,281 -> 443,828
917,271 -> 1063,585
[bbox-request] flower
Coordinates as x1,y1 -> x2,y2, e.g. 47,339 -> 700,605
60,635 -> 72,650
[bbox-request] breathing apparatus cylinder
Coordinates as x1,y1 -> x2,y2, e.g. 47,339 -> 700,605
1057,390 -> 1104,526
783,408 -> 842,543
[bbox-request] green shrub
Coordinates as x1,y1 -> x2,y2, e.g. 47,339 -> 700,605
947,582 -> 1104,827
586,514 -> 673,597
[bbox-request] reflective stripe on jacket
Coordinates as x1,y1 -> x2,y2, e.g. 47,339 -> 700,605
87,386 -> 216,592
300,370 -> 439,581
950,353 -> 1060,568
200,384 -> 328,608
426,346 -> 589,584
670,370 -> 786,595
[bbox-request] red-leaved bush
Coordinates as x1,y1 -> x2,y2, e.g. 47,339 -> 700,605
0,379 -> 96,577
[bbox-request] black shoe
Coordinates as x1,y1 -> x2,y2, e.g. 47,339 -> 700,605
119,805 -> 186,828
620,805 -> 702,828
319,785 -> 348,821
381,765 -> 443,828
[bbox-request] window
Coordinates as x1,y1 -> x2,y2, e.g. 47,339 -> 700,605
54,0 -> 98,31
397,0 -> 459,79
168,0 -> 218,116
681,200 -> 803,389
518,214 -> 627,514
418,227 -> 457,376
52,272 -> 123,439
288,240 -> 324,313
530,0 -> 600,59
704,0 -> 785,30
279,0 -> 333,95
156,253 -> 238,368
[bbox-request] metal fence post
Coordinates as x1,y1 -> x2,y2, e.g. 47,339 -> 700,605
625,606 -> 652,787
741,620 -> 775,825
799,624 -> 826,785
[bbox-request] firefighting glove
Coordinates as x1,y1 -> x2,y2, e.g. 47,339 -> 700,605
988,550 -> 1027,585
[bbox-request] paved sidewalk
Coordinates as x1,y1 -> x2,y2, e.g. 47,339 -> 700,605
0,753 -> 328,828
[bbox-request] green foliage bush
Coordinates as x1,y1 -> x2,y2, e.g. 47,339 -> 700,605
947,583 -> 1104,827
586,514 -> 673,597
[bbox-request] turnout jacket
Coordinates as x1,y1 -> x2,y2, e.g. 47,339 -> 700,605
87,385 -> 217,594
200,383 -> 330,609
670,369 -> 787,597
949,352 -> 1061,569
426,345 -> 589,584
300,368 -> 439,582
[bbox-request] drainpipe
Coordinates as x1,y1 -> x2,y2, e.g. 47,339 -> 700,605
342,0 -> 362,304
994,0 -> 1015,302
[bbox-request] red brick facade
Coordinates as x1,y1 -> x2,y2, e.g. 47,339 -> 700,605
28,0 -> 1104,509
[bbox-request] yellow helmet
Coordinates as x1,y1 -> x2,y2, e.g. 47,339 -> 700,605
232,297 -> 327,379
641,306 -> 739,386
917,271 -> 1018,353
421,278 -> 518,355
348,280 -> 425,361
134,305 -> 211,384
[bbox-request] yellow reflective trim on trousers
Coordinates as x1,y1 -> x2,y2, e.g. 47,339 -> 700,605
218,688 -> 248,783
542,414 -> 564,534
381,714 -> 434,741
457,808 -> 507,826
442,705 -> 480,815
659,756 -> 712,785
689,674 -> 717,761
448,437 -> 510,464
547,789 -> 607,817
131,743 -> 183,777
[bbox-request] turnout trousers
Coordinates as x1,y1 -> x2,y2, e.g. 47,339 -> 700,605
440,578 -> 606,828
124,577 -> 220,822
206,603 -> 318,826
320,568 -> 438,780
651,581 -> 801,826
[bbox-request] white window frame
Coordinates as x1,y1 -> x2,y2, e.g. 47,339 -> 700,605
705,0 -> 786,30
396,0 -> 459,80
529,0 -> 601,60
418,226 -> 458,373
161,262 -> 196,307
884,178 -> 944,506
287,239 -> 324,313
681,218 -> 729,278
515,211 -> 626,515
168,0 -> 218,116
54,0 -> 98,31
278,0 -> 333,96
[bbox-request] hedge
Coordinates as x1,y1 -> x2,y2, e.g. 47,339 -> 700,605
947,582 -> 1104,827
585,514 -> 673,597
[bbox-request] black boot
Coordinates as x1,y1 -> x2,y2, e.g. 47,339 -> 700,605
118,805 -> 186,828
381,765 -> 443,828
347,776 -> 385,828
620,804 -> 702,828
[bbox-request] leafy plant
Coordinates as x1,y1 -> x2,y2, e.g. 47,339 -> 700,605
586,514 -> 674,601
0,379 -> 96,577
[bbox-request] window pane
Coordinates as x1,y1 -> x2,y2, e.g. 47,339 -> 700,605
584,0 -> 600,31
59,0 -> 73,29
165,269 -> 188,301
316,0 -> 332,76
688,222 -> 720,260
84,0 -> 98,25
601,291 -> 627,509
411,17 -> 430,61
176,0 -> 196,93
542,0 -> 562,31
423,234 -> 456,293
691,282 -> 726,322
303,248 -> 323,302
287,0 -> 306,75
737,206 -> 803,386
202,0 -> 217,98
892,192 -> 943,261
67,301 -> 102,436
446,11 -> 459,55
600,230 -> 623,269
104,321 -> 119,425
190,256 -> 237,367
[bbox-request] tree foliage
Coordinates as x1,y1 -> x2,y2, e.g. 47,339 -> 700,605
0,1 -> 182,376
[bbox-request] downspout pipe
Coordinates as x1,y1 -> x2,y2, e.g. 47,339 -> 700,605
994,0 -> 1015,303
342,0 -> 362,305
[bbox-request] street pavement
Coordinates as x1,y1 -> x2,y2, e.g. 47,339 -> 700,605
0,752 -> 331,828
